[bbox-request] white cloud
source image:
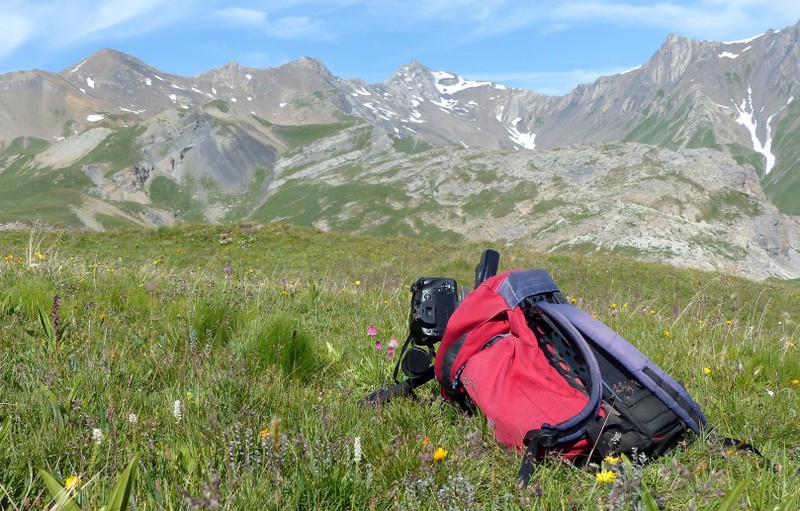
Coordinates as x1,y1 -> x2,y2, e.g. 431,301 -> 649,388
520,1 -> 800,41
217,6 -> 327,39
269,15 -> 327,39
343,0 -> 800,42
0,0 -> 191,56
0,11 -> 33,58
74,0 -> 174,38
218,7 -> 267,25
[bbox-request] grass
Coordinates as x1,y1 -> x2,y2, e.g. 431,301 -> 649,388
389,135 -> 433,155
1,222 -> 799,510
75,125 -> 146,175
274,121 -> 357,150
250,181 -> 462,241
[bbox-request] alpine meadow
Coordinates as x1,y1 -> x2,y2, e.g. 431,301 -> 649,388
1,224 -> 799,509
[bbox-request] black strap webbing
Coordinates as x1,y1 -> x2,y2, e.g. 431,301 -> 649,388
518,428 -> 561,487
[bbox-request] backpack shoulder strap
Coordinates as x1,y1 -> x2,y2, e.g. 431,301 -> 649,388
538,302 -> 707,434
517,300 -> 605,486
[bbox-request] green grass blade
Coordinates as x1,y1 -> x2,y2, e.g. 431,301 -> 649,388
639,482 -> 661,511
102,454 -> 139,511
37,308 -> 55,341
717,477 -> 749,511
773,494 -> 800,511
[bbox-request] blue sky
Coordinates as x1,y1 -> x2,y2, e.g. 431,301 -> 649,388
2,1 -> 800,96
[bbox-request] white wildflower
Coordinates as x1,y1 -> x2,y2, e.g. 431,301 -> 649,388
128,413 -> 138,424
353,436 -> 362,465
92,428 -> 103,445
173,399 -> 182,422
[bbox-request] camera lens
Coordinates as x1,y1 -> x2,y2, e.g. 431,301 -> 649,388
401,346 -> 433,377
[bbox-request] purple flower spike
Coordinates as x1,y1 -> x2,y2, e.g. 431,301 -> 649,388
375,340 -> 383,351
367,324 -> 377,336
388,337 -> 399,348
387,347 -> 395,359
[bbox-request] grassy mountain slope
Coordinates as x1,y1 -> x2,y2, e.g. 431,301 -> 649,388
1,223 -> 798,509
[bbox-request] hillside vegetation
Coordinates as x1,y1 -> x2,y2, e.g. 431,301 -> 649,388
1,223 -> 799,509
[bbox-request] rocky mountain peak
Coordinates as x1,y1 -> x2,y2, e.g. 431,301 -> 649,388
282,56 -> 334,78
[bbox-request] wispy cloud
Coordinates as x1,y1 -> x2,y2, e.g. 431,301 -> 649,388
347,0 -> 800,41
72,0 -> 174,38
0,10 -> 34,58
486,1 -> 800,41
218,7 -> 267,25
0,0 -> 191,56
268,16 -> 327,39
217,5 -> 328,39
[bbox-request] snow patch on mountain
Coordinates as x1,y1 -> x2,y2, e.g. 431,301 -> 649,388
723,33 -> 764,45
734,85 -> 776,174
431,97 -> 459,111
431,70 -> 505,95
506,117 -> 535,150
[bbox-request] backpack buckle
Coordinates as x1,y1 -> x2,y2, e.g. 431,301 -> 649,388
523,427 -> 560,449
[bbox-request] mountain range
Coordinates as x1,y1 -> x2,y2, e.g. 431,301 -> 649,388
1,20 -> 800,280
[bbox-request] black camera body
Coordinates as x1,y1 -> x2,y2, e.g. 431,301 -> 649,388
361,249 -> 499,404
400,277 -> 459,379
408,277 -> 459,345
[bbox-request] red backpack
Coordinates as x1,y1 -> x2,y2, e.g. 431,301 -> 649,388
364,251 -> 707,485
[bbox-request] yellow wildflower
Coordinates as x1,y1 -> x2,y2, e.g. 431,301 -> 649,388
727,320 -> 733,325
703,367 -> 712,375
791,379 -> 799,385
570,297 -> 577,305
65,475 -> 80,490
611,303 -> 618,310
596,470 -> 616,484
259,428 -> 270,439
421,437 -> 431,445
433,447 -> 448,461
355,280 -> 361,286
650,310 -> 656,315
664,330 -> 671,337
603,455 -> 622,465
